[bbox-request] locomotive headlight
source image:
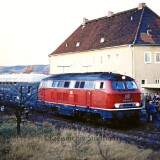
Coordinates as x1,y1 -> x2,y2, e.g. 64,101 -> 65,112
122,76 -> 126,80
114,103 -> 120,108
135,102 -> 140,107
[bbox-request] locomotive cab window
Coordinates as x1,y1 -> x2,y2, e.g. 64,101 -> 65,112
112,81 -> 125,90
126,81 -> 138,90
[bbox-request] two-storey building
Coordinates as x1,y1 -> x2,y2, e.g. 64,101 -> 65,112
49,3 -> 160,94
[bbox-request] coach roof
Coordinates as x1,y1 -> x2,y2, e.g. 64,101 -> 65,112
43,72 -> 133,81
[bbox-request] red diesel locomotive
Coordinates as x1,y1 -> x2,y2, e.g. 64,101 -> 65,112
38,72 -> 141,123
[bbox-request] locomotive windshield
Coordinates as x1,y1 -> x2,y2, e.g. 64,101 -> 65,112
112,81 -> 138,90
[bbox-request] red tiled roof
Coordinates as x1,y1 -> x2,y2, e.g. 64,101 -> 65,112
50,6 -> 160,56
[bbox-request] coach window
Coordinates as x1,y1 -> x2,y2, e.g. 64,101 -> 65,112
64,81 -> 70,88
57,81 -> 65,88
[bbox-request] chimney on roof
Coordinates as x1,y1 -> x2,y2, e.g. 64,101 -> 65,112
108,11 -> 114,17
138,3 -> 146,10
82,17 -> 88,25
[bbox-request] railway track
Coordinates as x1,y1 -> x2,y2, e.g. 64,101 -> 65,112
29,111 -> 160,152
2,107 -> 160,152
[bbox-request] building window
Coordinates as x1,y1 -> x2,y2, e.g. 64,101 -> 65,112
100,56 -> 103,64
100,38 -> 105,43
107,55 -> 110,63
144,52 -> 151,63
115,54 -> 119,64
93,57 -> 95,64
155,79 -> 160,84
76,42 -> 80,47
155,52 -> 160,63
141,79 -> 146,84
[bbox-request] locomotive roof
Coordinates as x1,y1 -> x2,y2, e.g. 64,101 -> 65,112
44,72 -> 134,81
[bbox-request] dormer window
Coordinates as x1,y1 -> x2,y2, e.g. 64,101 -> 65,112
76,42 -> 80,47
100,38 -> 105,43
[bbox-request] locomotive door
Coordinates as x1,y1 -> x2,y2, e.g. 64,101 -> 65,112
86,90 -> 91,107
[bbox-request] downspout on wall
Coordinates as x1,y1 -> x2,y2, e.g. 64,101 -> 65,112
131,4 -> 145,81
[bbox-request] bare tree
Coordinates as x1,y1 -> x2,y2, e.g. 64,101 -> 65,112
0,81 -> 39,137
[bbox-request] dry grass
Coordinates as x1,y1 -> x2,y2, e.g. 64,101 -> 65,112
3,130 -> 159,160
0,115 -> 160,160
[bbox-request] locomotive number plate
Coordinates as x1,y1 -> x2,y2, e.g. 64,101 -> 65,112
125,94 -> 130,99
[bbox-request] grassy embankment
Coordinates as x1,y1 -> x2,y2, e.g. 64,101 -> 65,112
0,114 -> 160,160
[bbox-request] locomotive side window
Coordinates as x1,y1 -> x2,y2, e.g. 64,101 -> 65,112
40,81 -> 47,88
100,82 -> 104,89
46,80 -> 53,88
95,81 -> 105,89
39,81 -> 43,87
75,81 -> 85,88
84,81 -> 94,89
57,81 -> 65,88
64,81 -> 70,88
75,81 -> 80,88
80,82 -> 85,88
69,81 -> 75,88
52,81 -> 59,88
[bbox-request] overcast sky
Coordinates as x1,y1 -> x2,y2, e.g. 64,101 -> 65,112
0,0 -> 159,66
